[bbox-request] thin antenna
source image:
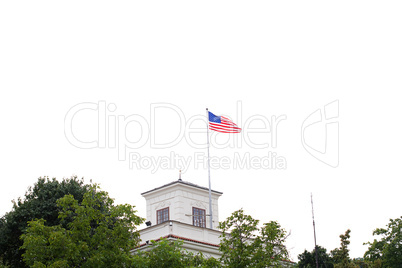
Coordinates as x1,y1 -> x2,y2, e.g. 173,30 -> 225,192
311,193 -> 319,268
179,170 -> 182,181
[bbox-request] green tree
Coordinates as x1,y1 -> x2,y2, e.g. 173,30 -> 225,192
0,256 -> 8,268
132,238 -> 221,268
218,209 -> 289,268
20,184 -> 144,267
0,176 -> 90,268
298,245 -> 334,268
351,257 -> 377,268
331,229 -> 353,268
138,239 -> 189,268
364,216 -> 402,267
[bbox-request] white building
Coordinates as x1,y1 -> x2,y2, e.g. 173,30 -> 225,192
135,178 -> 295,266
136,178 -> 223,258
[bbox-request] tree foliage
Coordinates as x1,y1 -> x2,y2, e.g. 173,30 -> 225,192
20,184 -> 144,267
218,209 -> 289,268
331,229 -> 353,268
364,216 -> 402,267
132,238 -> 221,268
298,245 -> 334,268
2,178 -> 296,267
0,176 -> 90,267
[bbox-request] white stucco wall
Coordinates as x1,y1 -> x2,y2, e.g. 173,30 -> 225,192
142,181 -> 222,229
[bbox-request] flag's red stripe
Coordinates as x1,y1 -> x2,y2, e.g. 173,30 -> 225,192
209,125 -> 242,133
209,124 -> 241,132
220,121 -> 238,127
209,122 -> 240,129
209,126 -> 241,132
209,128 -> 241,133
210,128 -> 242,133
221,123 -> 236,127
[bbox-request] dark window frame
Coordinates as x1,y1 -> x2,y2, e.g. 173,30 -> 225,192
157,207 -> 169,224
192,207 -> 206,228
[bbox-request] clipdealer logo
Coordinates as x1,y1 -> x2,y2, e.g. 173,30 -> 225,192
128,152 -> 286,174
301,100 -> 339,168
64,101 -> 288,172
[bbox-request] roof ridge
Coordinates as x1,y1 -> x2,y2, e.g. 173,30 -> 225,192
141,179 -> 223,196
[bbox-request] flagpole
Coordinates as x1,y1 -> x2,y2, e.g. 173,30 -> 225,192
206,108 -> 213,229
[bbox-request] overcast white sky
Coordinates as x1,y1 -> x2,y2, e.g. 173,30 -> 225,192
1,1 -> 401,261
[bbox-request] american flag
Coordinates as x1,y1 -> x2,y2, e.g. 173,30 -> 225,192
208,111 -> 241,133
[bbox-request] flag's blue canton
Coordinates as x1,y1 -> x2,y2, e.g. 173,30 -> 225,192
208,112 -> 221,123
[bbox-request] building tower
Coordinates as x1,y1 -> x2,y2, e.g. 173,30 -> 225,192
136,178 -> 223,258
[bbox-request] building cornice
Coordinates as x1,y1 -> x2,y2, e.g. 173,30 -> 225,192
141,179 -> 223,196
137,234 -> 220,248
139,220 -> 223,234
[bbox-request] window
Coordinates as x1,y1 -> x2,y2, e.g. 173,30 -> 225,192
157,207 -> 169,224
192,207 -> 206,228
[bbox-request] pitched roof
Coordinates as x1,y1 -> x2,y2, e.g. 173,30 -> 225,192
141,179 -> 223,196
